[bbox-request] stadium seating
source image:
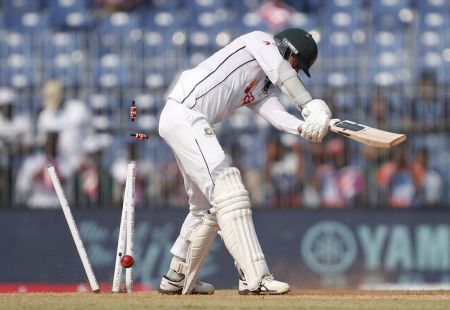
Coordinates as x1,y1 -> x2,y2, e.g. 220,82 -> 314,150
48,0 -> 92,29
1,0 -> 447,90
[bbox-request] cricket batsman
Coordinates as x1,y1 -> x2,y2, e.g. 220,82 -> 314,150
158,28 -> 332,295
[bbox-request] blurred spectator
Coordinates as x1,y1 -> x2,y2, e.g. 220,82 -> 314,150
387,144 -> 416,208
314,138 -> 364,208
402,71 -> 448,206
75,133 -> 114,208
360,145 -> 391,207
37,80 -> 93,177
410,147 -> 443,207
264,133 -> 305,208
15,131 -> 62,209
96,0 -> 144,12
222,138 -> 264,206
256,0 -> 297,32
376,144 -> 417,208
264,136 -> 281,206
0,87 -> 33,207
302,143 -> 322,208
375,157 -> 397,208
0,87 -> 33,151
368,94 -> 388,129
404,71 -> 448,133
360,94 -> 393,207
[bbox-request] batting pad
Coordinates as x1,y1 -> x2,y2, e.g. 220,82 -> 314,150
213,168 -> 270,291
171,213 -> 219,295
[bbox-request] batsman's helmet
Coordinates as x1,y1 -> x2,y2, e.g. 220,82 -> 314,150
274,28 -> 318,78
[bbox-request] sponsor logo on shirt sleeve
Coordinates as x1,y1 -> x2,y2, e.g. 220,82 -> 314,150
262,40 -> 276,47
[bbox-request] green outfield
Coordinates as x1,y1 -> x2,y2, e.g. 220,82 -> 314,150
1,290 -> 450,310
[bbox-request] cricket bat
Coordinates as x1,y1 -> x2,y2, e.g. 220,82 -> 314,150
329,120 -> 406,148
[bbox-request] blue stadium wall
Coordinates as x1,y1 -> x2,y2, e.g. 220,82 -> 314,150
2,209 -> 450,290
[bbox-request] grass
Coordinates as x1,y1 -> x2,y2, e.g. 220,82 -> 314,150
0,290 -> 450,310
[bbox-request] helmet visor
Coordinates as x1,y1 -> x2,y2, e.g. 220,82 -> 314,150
290,51 -> 311,78
285,39 -> 313,78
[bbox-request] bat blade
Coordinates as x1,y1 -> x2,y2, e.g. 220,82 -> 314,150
330,120 -> 406,148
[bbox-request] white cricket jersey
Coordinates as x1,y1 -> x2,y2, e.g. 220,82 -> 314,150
168,31 -> 292,125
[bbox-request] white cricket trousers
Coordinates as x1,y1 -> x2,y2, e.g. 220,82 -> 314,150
159,99 -> 230,259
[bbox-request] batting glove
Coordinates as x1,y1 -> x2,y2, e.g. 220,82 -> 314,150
300,99 -> 332,143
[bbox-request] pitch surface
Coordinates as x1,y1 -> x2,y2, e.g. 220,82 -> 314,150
1,290 -> 449,309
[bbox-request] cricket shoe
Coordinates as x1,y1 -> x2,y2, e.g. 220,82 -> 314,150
158,275 -> 214,295
238,275 -> 290,295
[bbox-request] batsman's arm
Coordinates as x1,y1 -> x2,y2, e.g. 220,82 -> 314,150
247,95 -> 304,136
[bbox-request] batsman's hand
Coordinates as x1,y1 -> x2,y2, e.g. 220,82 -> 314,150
299,99 -> 332,143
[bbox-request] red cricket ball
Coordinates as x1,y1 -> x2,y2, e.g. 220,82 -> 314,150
120,255 -> 134,268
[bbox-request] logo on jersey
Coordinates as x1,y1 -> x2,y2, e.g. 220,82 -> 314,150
262,40 -> 276,47
242,79 -> 258,105
261,77 -> 271,94
204,127 -> 214,137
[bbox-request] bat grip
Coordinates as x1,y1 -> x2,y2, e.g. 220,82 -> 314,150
297,118 -> 341,134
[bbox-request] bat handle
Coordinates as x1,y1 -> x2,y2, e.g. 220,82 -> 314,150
329,118 -> 342,127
